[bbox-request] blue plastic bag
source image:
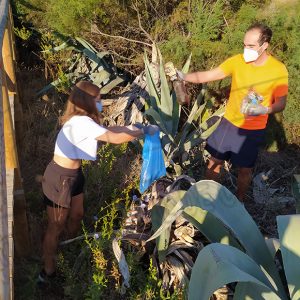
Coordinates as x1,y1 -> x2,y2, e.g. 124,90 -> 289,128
139,130 -> 166,193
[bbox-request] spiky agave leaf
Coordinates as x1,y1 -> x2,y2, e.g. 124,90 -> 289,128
148,184 -> 240,249
40,39 -> 74,53
100,77 -> 124,95
291,174 -> 300,213
144,52 -> 160,110
277,215 -> 300,300
151,191 -> 186,262
234,215 -> 300,300
169,52 -> 191,137
148,180 -> 287,298
36,37 -> 122,96
189,244 -> 281,300
158,49 -> 173,134
144,107 -> 174,143
233,238 -> 281,300
233,284 -> 281,300
174,93 -> 207,154
75,37 -> 112,71
182,53 -> 192,73
265,238 -> 280,258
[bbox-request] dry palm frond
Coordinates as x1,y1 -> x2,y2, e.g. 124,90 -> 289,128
211,285 -> 233,300
113,176 -> 208,294
174,223 -> 195,245
166,256 -> 189,288
167,241 -> 198,256
112,237 -> 130,293
166,175 -> 196,193
175,249 -> 194,270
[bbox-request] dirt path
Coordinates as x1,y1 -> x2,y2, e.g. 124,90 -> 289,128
14,66 -> 67,299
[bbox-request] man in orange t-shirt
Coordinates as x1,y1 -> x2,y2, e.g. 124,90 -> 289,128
178,23 -> 288,201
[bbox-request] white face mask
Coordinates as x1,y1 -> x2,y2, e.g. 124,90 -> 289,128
243,46 -> 263,63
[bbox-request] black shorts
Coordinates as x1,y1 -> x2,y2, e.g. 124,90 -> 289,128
42,160 -> 85,208
205,118 -> 265,168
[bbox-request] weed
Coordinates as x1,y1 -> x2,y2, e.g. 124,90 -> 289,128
56,64 -> 72,93
14,260 -> 40,300
128,257 -> 184,300
14,25 -> 32,40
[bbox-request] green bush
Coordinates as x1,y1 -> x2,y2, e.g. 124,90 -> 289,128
14,0 -> 300,137
44,0 -> 100,36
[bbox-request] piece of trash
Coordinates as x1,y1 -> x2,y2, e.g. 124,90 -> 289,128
139,130 -> 166,193
94,233 -> 100,239
140,203 -> 147,209
143,195 -> 150,202
127,210 -> 138,217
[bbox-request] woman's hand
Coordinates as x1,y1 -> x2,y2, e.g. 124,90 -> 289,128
143,125 -> 160,135
133,123 -> 160,135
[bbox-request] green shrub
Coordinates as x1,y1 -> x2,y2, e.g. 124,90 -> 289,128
44,0 -> 100,36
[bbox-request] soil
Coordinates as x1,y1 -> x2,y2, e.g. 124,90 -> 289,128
14,67 -> 67,300
13,62 -> 300,299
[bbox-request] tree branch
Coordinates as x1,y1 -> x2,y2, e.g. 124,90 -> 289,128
132,3 -> 155,44
91,24 -> 152,47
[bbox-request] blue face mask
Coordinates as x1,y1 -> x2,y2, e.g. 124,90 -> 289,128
96,102 -> 102,112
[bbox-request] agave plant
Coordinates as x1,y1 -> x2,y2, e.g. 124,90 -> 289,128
292,174 -> 300,213
148,180 -> 300,300
143,47 -> 225,173
37,37 -> 125,96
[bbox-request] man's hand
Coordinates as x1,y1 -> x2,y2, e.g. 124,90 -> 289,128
164,62 -> 185,81
176,70 -> 184,81
241,100 -> 270,116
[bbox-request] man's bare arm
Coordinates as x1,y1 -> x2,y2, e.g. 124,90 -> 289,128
183,67 -> 227,84
269,95 -> 287,114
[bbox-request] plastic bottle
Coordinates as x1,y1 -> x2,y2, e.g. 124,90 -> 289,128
173,79 -> 190,105
165,61 -> 190,105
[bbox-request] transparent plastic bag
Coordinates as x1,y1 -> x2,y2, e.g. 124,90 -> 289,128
241,89 -> 264,114
139,130 -> 166,193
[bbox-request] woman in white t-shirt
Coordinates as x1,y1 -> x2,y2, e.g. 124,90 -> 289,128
39,80 -> 157,283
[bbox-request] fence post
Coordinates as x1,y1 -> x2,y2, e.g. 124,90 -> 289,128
0,1 -> 14,298
0,83 -> 10,300
2,8 -> 31,258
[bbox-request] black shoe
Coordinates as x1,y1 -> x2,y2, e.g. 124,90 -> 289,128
37,269 -> 56,285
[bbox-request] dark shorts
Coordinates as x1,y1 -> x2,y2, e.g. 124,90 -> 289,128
205,118 -> 265,168
42,160 -> 85,208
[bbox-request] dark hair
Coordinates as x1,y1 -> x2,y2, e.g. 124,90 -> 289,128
60,81 -> 101,125
247,23 -> 272,45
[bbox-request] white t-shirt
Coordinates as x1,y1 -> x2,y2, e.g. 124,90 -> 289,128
54,116 -> 107,160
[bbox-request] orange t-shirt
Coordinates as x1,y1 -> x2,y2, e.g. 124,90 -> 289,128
219,54 -> 288,129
